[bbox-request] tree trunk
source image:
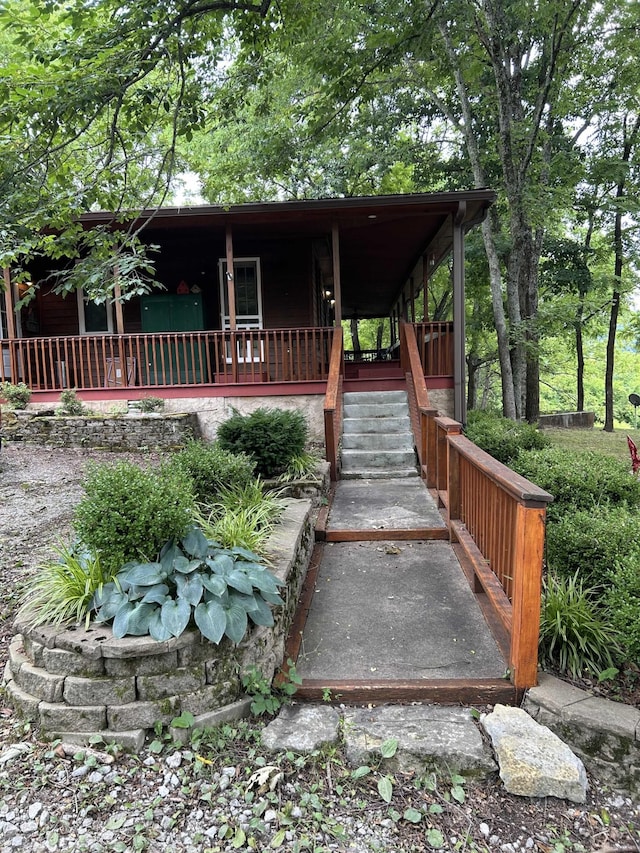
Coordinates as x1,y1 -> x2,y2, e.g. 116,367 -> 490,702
349,318 -> 361,354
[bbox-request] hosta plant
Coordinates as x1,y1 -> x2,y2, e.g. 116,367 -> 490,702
92,524 -> 284,645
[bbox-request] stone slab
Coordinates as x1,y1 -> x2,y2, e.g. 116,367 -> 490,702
47,729 -> 146,752
343,705 -> 497,776
16,663 -> 64,704
136,665 -> 206,700
559,696 -> 640,741
43,647 -> 105,677
524,672 -> 593,717
39,702 -> 107,733
327,479 -> 445,531
4,681 -> 40,721
107,697 -> 181,731
170,698 -> 253,745
8,638 -> 29,676
262,705 -> 341,754
482,704 -> 587,803
63,676 -> 136,707
103,651 -> 178,678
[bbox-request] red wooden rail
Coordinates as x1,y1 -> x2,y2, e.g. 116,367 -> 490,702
323,327 -> 344,481
0,328 -> 334,391
402,323 -> 553,689
412,321 -> 454,376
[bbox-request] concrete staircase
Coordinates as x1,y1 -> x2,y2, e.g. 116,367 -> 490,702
341,390 -> 418,479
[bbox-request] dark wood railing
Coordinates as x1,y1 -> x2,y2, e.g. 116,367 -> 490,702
412,321 -> 454,376
0,328 -> 334,391
402,323 -> 553,690
323,327 -> 344,481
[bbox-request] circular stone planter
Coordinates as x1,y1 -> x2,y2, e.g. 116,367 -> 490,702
4,497 -> 318,749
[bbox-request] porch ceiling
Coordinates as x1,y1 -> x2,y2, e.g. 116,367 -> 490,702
81,190 -> 495,319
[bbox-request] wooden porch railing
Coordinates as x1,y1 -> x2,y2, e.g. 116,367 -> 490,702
412,321 -> 454,376
323,326 -> 344,481
402,321 -> 553,690
0,328 -> 334,391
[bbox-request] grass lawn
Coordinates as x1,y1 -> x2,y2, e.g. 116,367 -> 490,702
543,425 -> 640,464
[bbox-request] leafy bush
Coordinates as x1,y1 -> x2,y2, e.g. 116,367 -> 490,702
92,525 -> 283,644
545,503 -> 638,587
194,483 -> 284,554
606,549 -> 640,662
57,388 -> 85,415
1,381 -> 31,409
169,441 -> 256,504
74,461 -> 194,573
539,572 -> 621,678
513,447 -> 640,519
217,408 -> 308,478
137,396 -> 164,413
465,409 -> 549,464
17,543 -> 112,628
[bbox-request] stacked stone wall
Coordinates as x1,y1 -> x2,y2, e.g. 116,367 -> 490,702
4,500 -> 315,749
0,410 -> 200,451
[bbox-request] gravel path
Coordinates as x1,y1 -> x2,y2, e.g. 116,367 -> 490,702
0,443 -> 638,852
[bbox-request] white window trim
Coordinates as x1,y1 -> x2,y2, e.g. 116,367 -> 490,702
77,289 -> 114,335
218,257 -> 263,331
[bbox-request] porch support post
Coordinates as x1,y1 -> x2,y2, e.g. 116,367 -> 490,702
331,222 -> 342,325
113,265 -> 125,335
452,203 -> 466,423
225,225 -> 237,330
3,267 -> 18,384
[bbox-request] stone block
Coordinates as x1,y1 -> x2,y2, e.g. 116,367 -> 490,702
177,639 -> 221,667
170,698 -> 253,745
3,661 -> 13,686
16,663 -> 64,704
524,673 -> 590,718
17,624 -> 63,650
559,696 -> 640,742
63,676 -> 136,706
204,657 -> 239,687
39,702 -> 107,733
107,696 -> 181,731
137,665 -> 205,700
104,651 -> 178,677
262,705 -> 341,754
344,705 -> 496,777
8,638 -> 29,676
100,635 -> 171,659
180,683 -> 240,717
22,636 -> 44,667
47,729 -> 146,752
482,704 -> 587,803
43,648 -> 105,677
4,681 -> 40,721
53,624 -> 107,659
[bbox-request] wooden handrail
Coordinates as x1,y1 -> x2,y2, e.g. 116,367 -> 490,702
324,327 -> 344,481
400,322 -> 437,478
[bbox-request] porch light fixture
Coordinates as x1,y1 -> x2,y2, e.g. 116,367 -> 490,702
324,289 -> 332,298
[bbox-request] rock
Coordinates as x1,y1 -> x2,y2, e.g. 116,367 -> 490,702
261,704 -> 341,754
343,704 -> 497,776
481,704 -> 588,803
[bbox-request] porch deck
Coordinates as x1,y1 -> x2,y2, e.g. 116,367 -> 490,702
286,480 -> 516,705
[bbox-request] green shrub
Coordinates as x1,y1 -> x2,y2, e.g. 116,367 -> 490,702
57,388 -> 85,415
1,381 -> 31,409
606,549 -> 640,662
92,525 -> 283,644
539,571 -> 621,679
545,503 -> 638,587
217,408 -> 308,478
17,543 -> 113,628
465,409 -> 549,464
74,461 -> 195,572
169,441 -> 256,504
513,447 -> 640,519
137,396 -> 164,413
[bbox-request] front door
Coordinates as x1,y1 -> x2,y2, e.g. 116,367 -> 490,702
218,257 -> 263,363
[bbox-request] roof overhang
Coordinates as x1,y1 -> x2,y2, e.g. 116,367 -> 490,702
80,190 -> 495,318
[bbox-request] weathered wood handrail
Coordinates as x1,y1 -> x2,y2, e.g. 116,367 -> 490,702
323,327 -> 344,481
412,321 -> 454,376
1,327 -> 334,391
400,322 -> 438,480
445,430 -> 553,689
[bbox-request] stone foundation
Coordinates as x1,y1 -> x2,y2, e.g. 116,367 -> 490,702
1,409 -> 200,451
4,499 -> 315,749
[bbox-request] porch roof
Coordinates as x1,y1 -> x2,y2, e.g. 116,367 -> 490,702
80,190 -> 495,319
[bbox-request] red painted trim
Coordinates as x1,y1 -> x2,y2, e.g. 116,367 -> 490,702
425,376 -> 454,389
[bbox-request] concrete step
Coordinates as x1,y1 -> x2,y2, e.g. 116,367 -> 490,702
340,467 -> 420,479
341,448 -> 417,470
343,402 -> 409,419
342,432 -> 414,451
342,416 -> 411,434
343,390 -> 408,405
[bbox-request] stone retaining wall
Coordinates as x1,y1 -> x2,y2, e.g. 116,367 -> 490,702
0,409 -> 200,451
4,499 -> 314,749
524,673 -> 640,792
537,411 -> 595,429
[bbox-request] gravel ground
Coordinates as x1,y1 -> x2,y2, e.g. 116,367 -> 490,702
0,443 -> 638,853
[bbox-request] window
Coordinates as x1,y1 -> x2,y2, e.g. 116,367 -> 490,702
77,289 -> 113,334
218,258 -> 263,330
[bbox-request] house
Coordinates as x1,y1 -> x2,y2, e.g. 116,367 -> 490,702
0,190 -> 495,443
